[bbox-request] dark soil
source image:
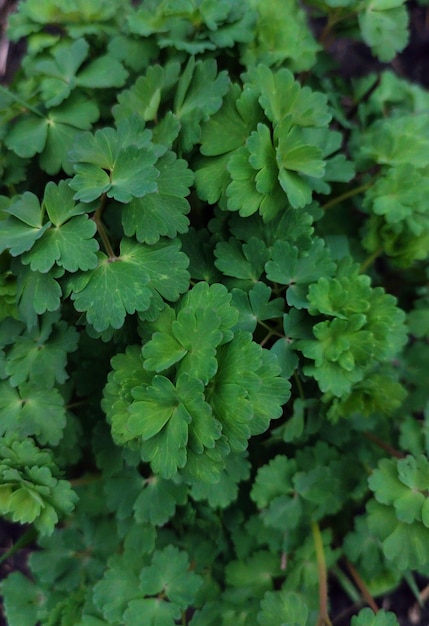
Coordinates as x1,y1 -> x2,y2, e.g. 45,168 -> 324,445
1,1 -> 429,625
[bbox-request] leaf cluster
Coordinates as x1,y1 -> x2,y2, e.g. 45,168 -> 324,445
0,1 -> 428,625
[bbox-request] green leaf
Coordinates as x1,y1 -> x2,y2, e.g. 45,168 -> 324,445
5,313 -> 78,388
226,550 -> 280,595
226,146 -> 286,220
275,120 -> 325,209
359,0 -> 408,62
0,437 -> 77,534
113,63 -> 181,122
16,266 -> 62,330
209,332 -> 290,450
246,65 -> 330,127
33,38 -> 90,106
76,54 -> 128,89
265,239 -> 335,309
2,572 -> 46,626
231,282 -> 284,333
257,590 -> 309,626
93,552 -> 144,623
138,545 -> 202,609
5,116 -> 48,159
351,608 -> 400,626
367,499 -> 429,570
133,476 -> 187,526
190,452 -> 250,508
0,381 -> 66,445
368,456 -> 429,524
0,192 -> 49,256
129,374 -> 220,478
241,0 -> 320,71
174,57 -> 230,151
69,119 -> 159,203
70,238 -> 189,332
6,94 -> 99,174
121,151 -> 193,245
21,181 -> 99,272
251,455 -> 297,509
124,599 -> 180,626
199,83 -> 263,158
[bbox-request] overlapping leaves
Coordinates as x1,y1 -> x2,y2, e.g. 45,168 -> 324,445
195,65 -> 351,215
0,180 -> 99,273
104,282 -> 290,481
68,238 -> 190,332
0,437 -> 77,535
296,260 -> 407,397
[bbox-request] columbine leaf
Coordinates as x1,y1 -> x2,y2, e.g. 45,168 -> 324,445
174,56 -> 230,151
113,63 -> 181,122
133,476 -> 187,526
246,65 -> 330,127
366,499 -> 429,570
368,456 -> 429,524
6,94 -> 99,175
209,331 -> 290,451
138,545 -> 202,609
265,239 -> 336,309
257,590 -> 309,626
351,608 -> 400,626
190,452 -> 250,508
275,120 -> 325,209
0,382 -> 66,445
358,0 -> 408,62
128,374 -> 221,478
33,38 -> 90,106
16,265 -> 62,330
124,599 -> 180,626
5,116 -> 48,159
70,238 -> 189,332
0,437 -> 77,535
69,119 -> 159,203
76,53 -> 128,89
231,282 -> 284,333
226,146 -> 286,220
0,192 -> 49,256
2,572 -> 45,626
241,0 -> 320,71
21,181 -> 98,272
121,151 -> 193,244
5,313 -> 78,388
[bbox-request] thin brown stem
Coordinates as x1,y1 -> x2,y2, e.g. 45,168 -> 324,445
346,561 -> 379,613
362,432 -> 405,459
69,474 -> 102,488
312,520 -> 333,626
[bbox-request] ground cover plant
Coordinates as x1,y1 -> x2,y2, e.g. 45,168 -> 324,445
0,0 -> 429,624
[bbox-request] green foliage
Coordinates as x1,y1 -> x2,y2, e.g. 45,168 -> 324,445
0,2 -> 427,626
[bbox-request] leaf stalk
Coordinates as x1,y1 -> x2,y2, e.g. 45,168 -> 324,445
311,520 -> 333,626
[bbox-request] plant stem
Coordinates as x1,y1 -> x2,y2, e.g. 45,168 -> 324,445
0,528 -> 37,566
359,248 -> 383,274
362,432 -> 405,459
311,520 -> 333,626
332,565 -> 361,604
69,474 -> 102,488
346,561 -> 379,613
0,83 -> 46,118
320,182 -> 373,211
294,370 -> 305,401
93,194 -> 117,260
